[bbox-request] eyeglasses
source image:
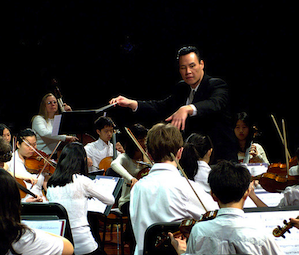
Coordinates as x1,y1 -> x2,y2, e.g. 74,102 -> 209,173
47,100 -> 57,105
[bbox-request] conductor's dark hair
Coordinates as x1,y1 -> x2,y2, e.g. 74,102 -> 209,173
180,133 -> 213,180
47,142 -> 88,187
94,116 -> 115,131
208,161 -> 251,204
176,46 -> 202,63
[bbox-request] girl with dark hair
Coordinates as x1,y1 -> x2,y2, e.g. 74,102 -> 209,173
0,123 -> 12,144
234,112 -> 269,164
110,124 -> 148,250
180,133 -> 213,192
7,129 -> 44,202
47,142 -> 114,255
0,168 -> 74,255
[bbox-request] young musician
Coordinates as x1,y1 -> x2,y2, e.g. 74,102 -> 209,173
7,129 -> 45,202
130,123 -> 218,255
85,116 -> 124,173
180,133 -> 213,192
110,46 -> 238,163
110,123 -> 148,249
0,168 -> 74,255
169,161 -> 283,255
32,93 -> 77,155
47,142 -> 115,255
0,123 -> 12,144
234,112 -> 269,164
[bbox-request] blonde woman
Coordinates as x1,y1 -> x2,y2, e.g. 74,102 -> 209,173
32,93 -> 77,155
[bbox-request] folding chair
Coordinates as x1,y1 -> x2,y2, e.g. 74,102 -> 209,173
143,222 -> 181,255
21,202 -> 74,245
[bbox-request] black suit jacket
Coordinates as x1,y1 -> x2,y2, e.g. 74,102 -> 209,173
135,73 -> 237,163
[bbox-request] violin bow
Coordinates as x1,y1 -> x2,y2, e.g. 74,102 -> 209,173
170,152 -> 208,212
13,136 -> 38,198
282,119 -> 290,176
21,137 -> 56,169
271,114 -> 291,160
35,140 -> 61,179
124,127 -> 154,166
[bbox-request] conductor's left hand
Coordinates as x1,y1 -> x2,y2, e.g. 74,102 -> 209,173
165,105 -> 193,131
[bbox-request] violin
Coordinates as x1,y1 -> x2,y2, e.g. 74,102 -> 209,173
15,177 -> 38,199
252,117 -> 299,193
25,150 -> 56,175
155,210 -> 219,248
273,216 -> 299,238
124,127 -> 154,179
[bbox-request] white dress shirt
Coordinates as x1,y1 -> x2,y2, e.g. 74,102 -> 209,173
278,185 -> 299,207
186,208 -> 283,255
194,161 -> 211,193
47,174 -> 115,255
85,138 -> 117,173
130,163 -> 218,255
32,115 -> 66,155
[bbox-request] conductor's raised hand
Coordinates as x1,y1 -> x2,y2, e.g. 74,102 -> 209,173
109,96 -> 138,111
165,105 -> 193,131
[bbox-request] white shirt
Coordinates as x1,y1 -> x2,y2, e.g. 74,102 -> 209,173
85,138 -> 117,173
194,161 -> 211,193
9,228 -> 64,255
32,115 -> 66,155
278,185 -> 299,207
238,143 -> 270,164
111,153 -> 140,209
47,174 -> 115,255
186,208 -> 283,255
7,150 -> 46,201
130,163 -> 218,255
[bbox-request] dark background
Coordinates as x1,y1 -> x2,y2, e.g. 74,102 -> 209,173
1,1 -> 298,162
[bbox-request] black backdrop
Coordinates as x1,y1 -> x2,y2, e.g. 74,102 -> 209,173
1,1 -> 298,162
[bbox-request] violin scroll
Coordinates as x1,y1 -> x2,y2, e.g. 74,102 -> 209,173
273,216 -> 299,238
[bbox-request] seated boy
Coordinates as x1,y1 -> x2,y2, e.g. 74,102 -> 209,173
85,116 -> 124,173
130,123 -> 218,255
170,161 -> 283,255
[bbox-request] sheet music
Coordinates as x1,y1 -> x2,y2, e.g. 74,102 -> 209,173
22,219 -> 66,236
52,114 -> 62,136
87,176 -> 119,214
245,210 -> 299,255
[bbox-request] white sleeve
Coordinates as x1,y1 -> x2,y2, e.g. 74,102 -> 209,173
32,116 -> 66,142
12,228 -> 64,255
82,176 -> 115,205
111,154 -> 134,182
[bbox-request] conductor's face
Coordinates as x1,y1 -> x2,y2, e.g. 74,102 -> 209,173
179,52 -> 204,89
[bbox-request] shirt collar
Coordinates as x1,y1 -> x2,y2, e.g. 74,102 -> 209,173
217,207 -> 245,218
95,138 -> 110,148
149,163 -> 180,175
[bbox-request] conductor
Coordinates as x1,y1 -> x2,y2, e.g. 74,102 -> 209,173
110,46 -> 237,163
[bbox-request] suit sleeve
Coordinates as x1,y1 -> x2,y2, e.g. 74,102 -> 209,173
193,78 -> 229,117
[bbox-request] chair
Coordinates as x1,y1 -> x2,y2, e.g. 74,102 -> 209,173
101,167 -> 128,255
143,222 -> 181,255
21,202 -> 74,245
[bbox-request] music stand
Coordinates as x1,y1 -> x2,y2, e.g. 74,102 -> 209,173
53,103 -> 117,141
